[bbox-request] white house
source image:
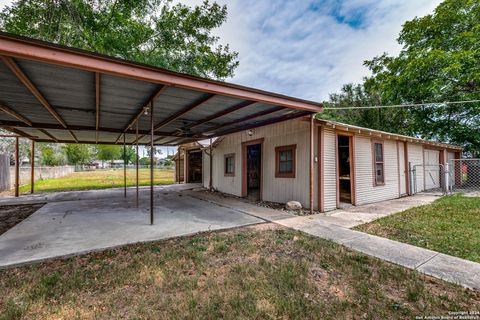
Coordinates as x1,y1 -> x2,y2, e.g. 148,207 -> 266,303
176,117 -> 462,212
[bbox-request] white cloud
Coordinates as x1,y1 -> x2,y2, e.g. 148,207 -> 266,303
181,0 -> 441,101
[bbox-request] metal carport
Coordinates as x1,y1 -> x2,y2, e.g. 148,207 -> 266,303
0,32 -> 323,222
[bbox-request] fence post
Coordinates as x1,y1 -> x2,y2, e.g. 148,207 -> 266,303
408,162 -> 412,195
444,162 -> 450,194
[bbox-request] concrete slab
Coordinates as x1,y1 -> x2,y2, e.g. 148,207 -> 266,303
181,190 -> 294,222
0,183 -> 198,206
417,253 -> 480,289
0,191 -> 263,268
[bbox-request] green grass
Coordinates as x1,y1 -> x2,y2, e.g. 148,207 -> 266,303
355,194 -> 480,263
0,225 -> 478,319
18,168 -> 174,194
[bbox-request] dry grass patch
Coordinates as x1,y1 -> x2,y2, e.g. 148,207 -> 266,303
0,224 -> 479,319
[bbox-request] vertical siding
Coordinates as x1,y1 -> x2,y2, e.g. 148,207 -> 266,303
211,119 -> 317,208
407,143 -> 425,192
322,128 -> 337,211
202,149 -> 210,188
354,136 -> 399,205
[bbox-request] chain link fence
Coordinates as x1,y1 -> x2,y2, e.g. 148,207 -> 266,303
410,164 -> 446,195
448,159 -> 480,194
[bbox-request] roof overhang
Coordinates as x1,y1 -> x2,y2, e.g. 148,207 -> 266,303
0,32 -> 322,145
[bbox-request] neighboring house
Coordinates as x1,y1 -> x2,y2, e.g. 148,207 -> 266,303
177,118 -> 462,212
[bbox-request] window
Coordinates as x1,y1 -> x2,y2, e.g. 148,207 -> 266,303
224,154 -> 235,176
275,145 -> 296,178
373,141 -> 385,185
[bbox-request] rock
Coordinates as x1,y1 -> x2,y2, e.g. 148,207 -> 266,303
285,201 -> 302,210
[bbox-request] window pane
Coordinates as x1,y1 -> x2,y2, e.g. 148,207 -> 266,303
280,151 -> 287,161
375,143 -> 383,162
225,156 -> 234,174
279,161 -> 287,172
284,161 -> 292,172
376,163 -> 384,183
286,150 -> 293,161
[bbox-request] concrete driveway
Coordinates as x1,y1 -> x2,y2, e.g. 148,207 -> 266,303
0,187 -> 264,268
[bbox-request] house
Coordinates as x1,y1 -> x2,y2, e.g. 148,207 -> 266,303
176,117 -> 462,212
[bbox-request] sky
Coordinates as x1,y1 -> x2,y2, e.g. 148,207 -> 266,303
0,0 -> 442,154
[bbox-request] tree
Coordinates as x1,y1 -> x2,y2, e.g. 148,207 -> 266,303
320,83 -> 411,135
363,0 -> 480,154
39,143 -> 66,166
0,0 -> 239,79
63,144 -> 93,165
121,146 -> 136,165
96,145 -> 121,165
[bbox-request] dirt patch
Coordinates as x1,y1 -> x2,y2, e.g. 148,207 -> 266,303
0,203 -> 44,235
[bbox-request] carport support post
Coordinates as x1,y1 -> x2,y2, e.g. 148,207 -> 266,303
15,136 -> 19,197
136,121 -> 139,208
209,138 -> 213,191
150,101 -> 154,225
123,133 -> 127,198
30,139 -> 35,194
309,114 -> 314,214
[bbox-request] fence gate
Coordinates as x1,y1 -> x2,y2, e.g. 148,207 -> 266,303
449,159 -> 480,194
410,164 -> 445,195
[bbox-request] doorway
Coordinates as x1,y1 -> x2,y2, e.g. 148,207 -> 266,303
187,150 -> 202,183
242,139 -> 263,200
337,135 -> 353,205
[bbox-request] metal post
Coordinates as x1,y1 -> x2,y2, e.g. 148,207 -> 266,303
136,121 -> 139,208
309,114 -> 314,214
408,162 -> 412,195
209,138 -> 213,191
123,133 -> 127,198
445,162 -> 450,194
30,140 -> 35,194
14,137 -> 19,197
150,101 -> 154,225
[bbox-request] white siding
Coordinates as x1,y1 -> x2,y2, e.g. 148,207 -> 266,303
354,136 -> 399,205
202,150 -> 210,189
211,119 -> 317,208
407,143 -> 425,192
322,128 -> 337,211
398,142 -> 407,196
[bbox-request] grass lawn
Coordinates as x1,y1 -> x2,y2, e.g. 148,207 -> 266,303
18,168 -> 174,194
355,195 -> 480,263
1,225 -> 478,319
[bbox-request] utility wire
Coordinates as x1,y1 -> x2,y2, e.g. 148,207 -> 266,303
323,99 -> 480,110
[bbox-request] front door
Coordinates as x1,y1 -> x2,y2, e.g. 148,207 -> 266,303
246,144 -> 261,199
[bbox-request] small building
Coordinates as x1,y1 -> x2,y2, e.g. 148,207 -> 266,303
177,117 -> 462,211
173,142 -> 204,183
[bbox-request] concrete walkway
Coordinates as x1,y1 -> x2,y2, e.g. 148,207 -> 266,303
186,190 -> 480,290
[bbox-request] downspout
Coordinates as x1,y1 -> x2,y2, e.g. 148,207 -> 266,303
309,114 -> 314,214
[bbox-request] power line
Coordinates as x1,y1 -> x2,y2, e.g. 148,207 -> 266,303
323,99 -> 480,110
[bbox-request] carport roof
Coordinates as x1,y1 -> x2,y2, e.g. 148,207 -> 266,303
0,32 -> 323,146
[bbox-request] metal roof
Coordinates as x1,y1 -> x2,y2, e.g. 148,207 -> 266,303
0,32 -> 323,145
316,119 -> 463,151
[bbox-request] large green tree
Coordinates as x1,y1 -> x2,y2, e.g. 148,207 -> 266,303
96,145 -> 121,165
324,0 -> 480,155
0,0 -> 239,79
63,144 -> 93,165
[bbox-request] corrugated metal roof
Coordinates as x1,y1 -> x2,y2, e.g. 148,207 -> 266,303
0,34 -> 321,145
